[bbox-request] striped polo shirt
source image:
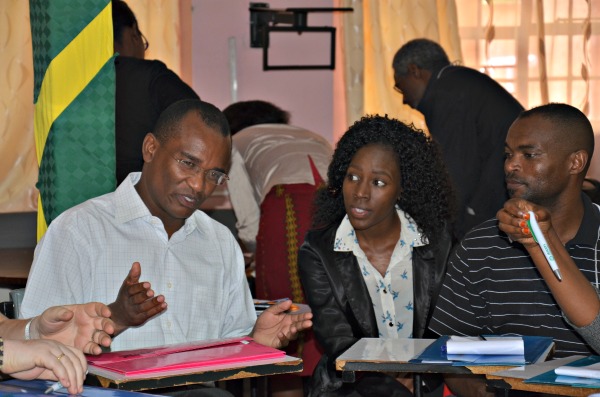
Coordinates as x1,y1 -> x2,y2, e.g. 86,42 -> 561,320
429,195 -> 600,357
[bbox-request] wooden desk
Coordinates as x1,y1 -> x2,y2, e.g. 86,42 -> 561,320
336,338 -> 557,397
0,248 -> 33,287
488,355 -> 600,396
87,355 -> 303,392
336,338 -> 479,397
486,375 -> 600,396
336,338 -> 506,379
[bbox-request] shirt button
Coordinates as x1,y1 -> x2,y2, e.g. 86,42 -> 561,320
167,282 -> 172,289
389,322 -> 393,327
167,321 -> 172,328
383,289 -> 387,294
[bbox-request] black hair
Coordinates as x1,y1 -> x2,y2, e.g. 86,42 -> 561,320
392,38 -> 450,75
153,99 -> 231,143
312,115 -> 455,247
518,103 -> 594,171
112,0 -> 137,44
222,100 -> 290,135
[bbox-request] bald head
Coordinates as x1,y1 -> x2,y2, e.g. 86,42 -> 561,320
516,103 -> 594,173
392,38 -> 450,75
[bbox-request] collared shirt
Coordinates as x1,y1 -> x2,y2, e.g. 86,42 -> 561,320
334,208 -> 426,338
430,194 -> 600,357
21,173 -> 256,351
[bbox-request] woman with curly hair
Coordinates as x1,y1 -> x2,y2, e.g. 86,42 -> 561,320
298,115 -> 455,396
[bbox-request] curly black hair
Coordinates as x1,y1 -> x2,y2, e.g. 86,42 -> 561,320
312,114 -> 455,246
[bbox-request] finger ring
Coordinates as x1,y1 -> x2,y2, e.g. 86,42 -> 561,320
56,353 -> 66,361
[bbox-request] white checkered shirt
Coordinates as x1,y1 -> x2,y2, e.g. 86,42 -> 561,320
21,173 -> 256,351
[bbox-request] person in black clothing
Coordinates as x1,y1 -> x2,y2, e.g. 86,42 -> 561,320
113,0 -> 199,184
298,115 -> 455,396
392,38 -> 523,239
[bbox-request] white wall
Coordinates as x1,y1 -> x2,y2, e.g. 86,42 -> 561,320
191,0 -> 335,142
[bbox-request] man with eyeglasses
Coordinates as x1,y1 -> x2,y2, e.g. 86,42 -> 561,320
392,38 -> 523,239
113,0 -> 200,186
21,100 -> 312,397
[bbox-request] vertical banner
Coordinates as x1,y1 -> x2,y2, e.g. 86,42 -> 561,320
30,0 -> 115,240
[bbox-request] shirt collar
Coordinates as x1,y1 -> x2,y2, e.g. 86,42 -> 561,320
114,172 -> 153,224
333,207 -> 427,253
113,172 -> 199,233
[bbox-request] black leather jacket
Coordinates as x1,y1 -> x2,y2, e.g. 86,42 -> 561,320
298,223 -> 454,396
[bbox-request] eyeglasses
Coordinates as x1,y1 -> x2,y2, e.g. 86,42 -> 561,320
171,154 -> 229,186
393,84 -> 403,95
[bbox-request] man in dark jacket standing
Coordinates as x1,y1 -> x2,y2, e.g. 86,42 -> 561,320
393,38 -> 523,238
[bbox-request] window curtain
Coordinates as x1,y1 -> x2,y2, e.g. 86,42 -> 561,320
335,0 -> 462,140
0,0 -> 189,213
336,1 -> 597,178
455,0 -> 597,176
0,1 -> 38,212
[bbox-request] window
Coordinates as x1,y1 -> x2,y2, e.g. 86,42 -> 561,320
456,0 -> 598,128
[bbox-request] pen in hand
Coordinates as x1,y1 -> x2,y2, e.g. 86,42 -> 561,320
44,381 -> 63,394
527,211 -> 562,281
44,370 -> 88,394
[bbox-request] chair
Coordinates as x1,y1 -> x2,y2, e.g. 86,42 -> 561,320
9,288 -> 25,319
0,288 -> 25,319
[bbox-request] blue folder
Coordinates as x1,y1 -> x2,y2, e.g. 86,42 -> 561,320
524,355 -> 600,388
409,335 -> 554,366
0,379 -> 158,396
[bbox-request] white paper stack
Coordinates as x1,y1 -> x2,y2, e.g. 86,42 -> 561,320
446,336 -> 525,355
555,362 -> 600,379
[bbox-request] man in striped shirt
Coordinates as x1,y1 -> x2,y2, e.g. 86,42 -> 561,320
429,103 -> 597,396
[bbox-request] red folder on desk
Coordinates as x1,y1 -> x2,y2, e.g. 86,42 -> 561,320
88,336 -> 285,376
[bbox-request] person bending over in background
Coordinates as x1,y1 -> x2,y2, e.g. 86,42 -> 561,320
392,38 -> 523,239
223,100 -> 332,397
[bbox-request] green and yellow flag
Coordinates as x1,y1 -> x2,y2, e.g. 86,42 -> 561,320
30,0 -> 115,240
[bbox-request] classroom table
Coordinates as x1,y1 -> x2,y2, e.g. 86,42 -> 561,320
487,355 -> 600,396
1,378 -> 157,396
336,338 -> 472,381
336,338 -> 498,397
486,375 -> 600,396
87,355 -> 303,395
335,338 -> 559,397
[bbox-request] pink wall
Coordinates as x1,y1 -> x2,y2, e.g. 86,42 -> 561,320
191,0 -> 335,143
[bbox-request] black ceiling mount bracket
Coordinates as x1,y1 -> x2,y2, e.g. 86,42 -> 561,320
249,3 -> 353,70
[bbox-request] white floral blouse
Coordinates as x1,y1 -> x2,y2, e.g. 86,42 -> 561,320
333,208 -> 427,338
